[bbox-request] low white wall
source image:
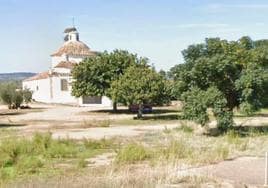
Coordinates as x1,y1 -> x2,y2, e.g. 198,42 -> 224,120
78,96 -> 113,107
23,78 -> 52,103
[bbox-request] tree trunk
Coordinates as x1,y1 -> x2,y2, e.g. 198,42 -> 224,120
113,102 -> 117,112
137,104 -> 143,119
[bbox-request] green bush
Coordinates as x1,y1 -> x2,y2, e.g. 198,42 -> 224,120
22,89 -> 32,104
182,87 -> 233,132
0,83 -> 32,109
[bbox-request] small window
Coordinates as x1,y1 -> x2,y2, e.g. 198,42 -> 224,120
36,86 -> 39,91
61,79 -> 68,91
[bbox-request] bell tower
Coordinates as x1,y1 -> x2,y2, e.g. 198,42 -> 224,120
64,27 -> 79,42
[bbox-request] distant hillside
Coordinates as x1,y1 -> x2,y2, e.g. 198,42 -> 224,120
0,72 -> 36,82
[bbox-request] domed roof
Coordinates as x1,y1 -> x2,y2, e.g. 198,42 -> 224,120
51,41 -> 97,57
64,27 -> 77,33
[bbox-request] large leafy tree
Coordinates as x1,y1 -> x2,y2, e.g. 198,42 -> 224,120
110,65 -> 171,118
72,50 -> 142,111
170,37 -> 267,131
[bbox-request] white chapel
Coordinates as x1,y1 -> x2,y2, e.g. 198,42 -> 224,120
23,27 -> 112,106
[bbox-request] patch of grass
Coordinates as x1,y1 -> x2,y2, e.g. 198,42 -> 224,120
77,158 -> 87,168
158,139 -> 193,161
171,175 -> 219,186
214,145 -> 229,160
174,124 -> 193,133
163,126 -> 172,134
225,130 -> 241,144
81,119 -> 110,128
116,143 -> 151,164
83,138 -> 114,150
0,133 -> 115,183
111,118 -> 178,126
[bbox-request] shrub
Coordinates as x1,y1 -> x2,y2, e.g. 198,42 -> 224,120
182,87 -> 233,132
0,83 -> 32,109
0,84 -> 15,109
22,89 -> 32,104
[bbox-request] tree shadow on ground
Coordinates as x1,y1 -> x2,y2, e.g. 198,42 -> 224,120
0,123 -> 27,128
0,112 -> 22,116
91,109 -> 180,115
207,124 -> 268,137
133,114 -> 183,120
234,113 -> 268,118
233,125 -> 268,136
0,108 -> 45,116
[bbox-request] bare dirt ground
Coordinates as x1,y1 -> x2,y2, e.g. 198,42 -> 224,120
0,103 -> 179,139
177,156 -> 266,187
1,103 -> 268,187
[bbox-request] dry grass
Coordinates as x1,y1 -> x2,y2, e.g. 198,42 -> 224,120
1,105 -> 268,187
7,164 -> 224,188
80,119 -> 111,128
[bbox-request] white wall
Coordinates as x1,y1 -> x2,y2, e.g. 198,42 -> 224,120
50,76 -> 78,105
23,75 -> 113,107
23,78 -> 52,103
51,55 -> 67,67
68,55 -> 85,64
78,96 -> 113,107
53,67 -> 71,74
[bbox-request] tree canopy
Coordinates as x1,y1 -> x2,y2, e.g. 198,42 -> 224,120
170,36 -> 268,131
110,64 -> 171,117
71,50 -> 144,110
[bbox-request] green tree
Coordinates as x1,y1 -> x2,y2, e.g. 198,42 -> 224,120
22,89 -> 33,105
0,83 -> 32,109
110,65 -> 171,118
0,83 -> 14,109
171,37 -> 267,131
72,50 -> 142,111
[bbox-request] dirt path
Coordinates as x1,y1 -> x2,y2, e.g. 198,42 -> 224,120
177,157 -> 266,186
51,124 -> 179,140
3,104 -> 131,122
0,104 -> 179,139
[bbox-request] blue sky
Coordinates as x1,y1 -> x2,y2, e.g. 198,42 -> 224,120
1,0 -> 268,73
